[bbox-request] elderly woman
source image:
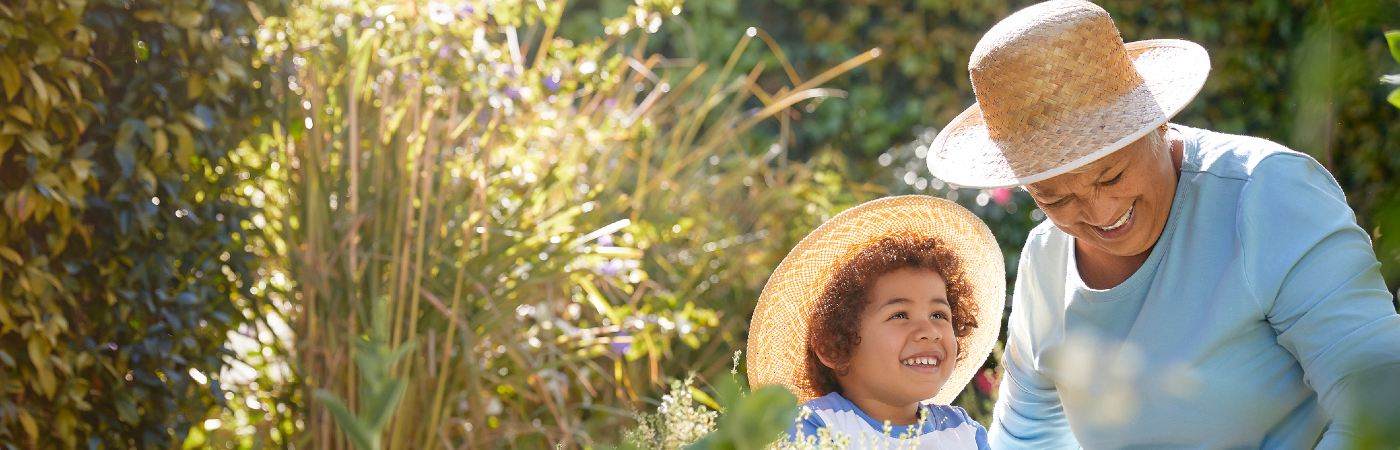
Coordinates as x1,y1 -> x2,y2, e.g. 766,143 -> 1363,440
925,1 -> 1400,448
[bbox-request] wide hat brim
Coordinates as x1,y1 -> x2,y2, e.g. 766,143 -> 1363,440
927,39 -> 1210,188
746,195 -> 1006,405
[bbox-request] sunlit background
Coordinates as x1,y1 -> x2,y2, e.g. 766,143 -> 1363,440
0,0 -> 1396,448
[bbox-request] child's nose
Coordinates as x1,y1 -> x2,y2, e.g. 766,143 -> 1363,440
915,319 -> 943,342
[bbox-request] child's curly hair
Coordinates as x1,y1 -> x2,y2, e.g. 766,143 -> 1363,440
801,234 -> 980,396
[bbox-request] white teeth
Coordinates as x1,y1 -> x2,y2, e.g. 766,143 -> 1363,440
902,357 -> 941,367
1099,206 -> 1133,231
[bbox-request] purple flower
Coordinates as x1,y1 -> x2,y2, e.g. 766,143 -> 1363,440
597,234 -> 614,247
610,334 -> 631,355
438,45 -> 452,59
504,87 -> 521,100
543,75 -> 560,93
598,259 -> 623,276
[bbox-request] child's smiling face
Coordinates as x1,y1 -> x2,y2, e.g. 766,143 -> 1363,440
828,267 -> 958,408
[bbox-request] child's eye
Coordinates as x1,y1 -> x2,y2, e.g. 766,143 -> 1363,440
931,312 -> 948,321
889,312 -> 908,320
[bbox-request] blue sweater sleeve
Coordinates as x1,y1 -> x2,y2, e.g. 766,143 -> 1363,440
1237,154 -> 1400,449
990,245 -> 1081,449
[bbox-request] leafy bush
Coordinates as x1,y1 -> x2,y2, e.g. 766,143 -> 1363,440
0,0 -> 278,446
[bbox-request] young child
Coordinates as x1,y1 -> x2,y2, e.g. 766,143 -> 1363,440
747,196 -> 1004,449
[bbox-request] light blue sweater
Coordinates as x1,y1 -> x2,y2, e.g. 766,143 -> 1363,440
990,125 -> 1400,449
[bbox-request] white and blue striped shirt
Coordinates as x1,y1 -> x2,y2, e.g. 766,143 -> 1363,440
789,392 -> 990,449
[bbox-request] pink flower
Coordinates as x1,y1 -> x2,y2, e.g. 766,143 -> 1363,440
990,188 -> 1012,206
973,368 -> 999,394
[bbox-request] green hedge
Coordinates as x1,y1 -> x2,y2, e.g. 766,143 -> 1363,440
0,0 -> 276,446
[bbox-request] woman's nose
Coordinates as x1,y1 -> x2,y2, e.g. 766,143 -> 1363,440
1082,200 -> 1129,226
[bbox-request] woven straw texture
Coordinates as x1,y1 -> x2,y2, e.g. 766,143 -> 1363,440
746,196 -> 1005,405
926,0 -> 1210,188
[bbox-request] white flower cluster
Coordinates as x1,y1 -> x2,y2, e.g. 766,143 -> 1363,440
623,376 -> 718,449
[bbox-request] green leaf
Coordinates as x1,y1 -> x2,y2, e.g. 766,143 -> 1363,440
1386,30 -> 1400,64
27,338 -> 56,398
173,8 -> 203,28
6,105 -> 33,125
34,42 -> 59,64
0,61 -> 20,100
0,246 -> 21,265
24,69 -> 47,107
132,9 -> 163,22
19,131 -> 53,158
167,123 -> 194,170
1389,88 -> 1400,109
314,389 -> 378,450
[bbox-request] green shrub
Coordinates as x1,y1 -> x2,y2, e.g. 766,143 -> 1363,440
0,0 -> 278,446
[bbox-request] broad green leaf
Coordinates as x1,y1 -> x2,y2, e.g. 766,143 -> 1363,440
1389,88 -> 1400,109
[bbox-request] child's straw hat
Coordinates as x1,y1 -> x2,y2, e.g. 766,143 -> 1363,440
747,196 -> 1005,404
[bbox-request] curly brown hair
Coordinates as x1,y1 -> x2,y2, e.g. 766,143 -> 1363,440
801,234 -> 980,396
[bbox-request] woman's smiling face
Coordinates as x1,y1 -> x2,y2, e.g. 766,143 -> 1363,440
832,268 -> 958,406
1026,128 -> 1178,258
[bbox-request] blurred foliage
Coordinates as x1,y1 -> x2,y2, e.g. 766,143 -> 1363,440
617,373 -> 800,450
566,0 -> 1400,286
0,0 -> 284,447
253,0 -> 876,447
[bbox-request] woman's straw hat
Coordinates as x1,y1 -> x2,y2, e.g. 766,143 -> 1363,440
747,196 -> 1005,404
926,0 -> 1210,188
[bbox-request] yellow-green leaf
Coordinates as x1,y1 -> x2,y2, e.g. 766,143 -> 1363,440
27,338 -> 56,398
19,131 -> 53,158
173,9 -> 203,28
0,246 -> 21,265
33,43 -> 59,64
153,129 -> 168,158
0,61 -> 19,100
133,9 -> 163,22
168,123 -> 194,171
6,105 -> 33,125
24,69 -> 47,107
70,159 -> 92,181
17,410 -> 36,441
